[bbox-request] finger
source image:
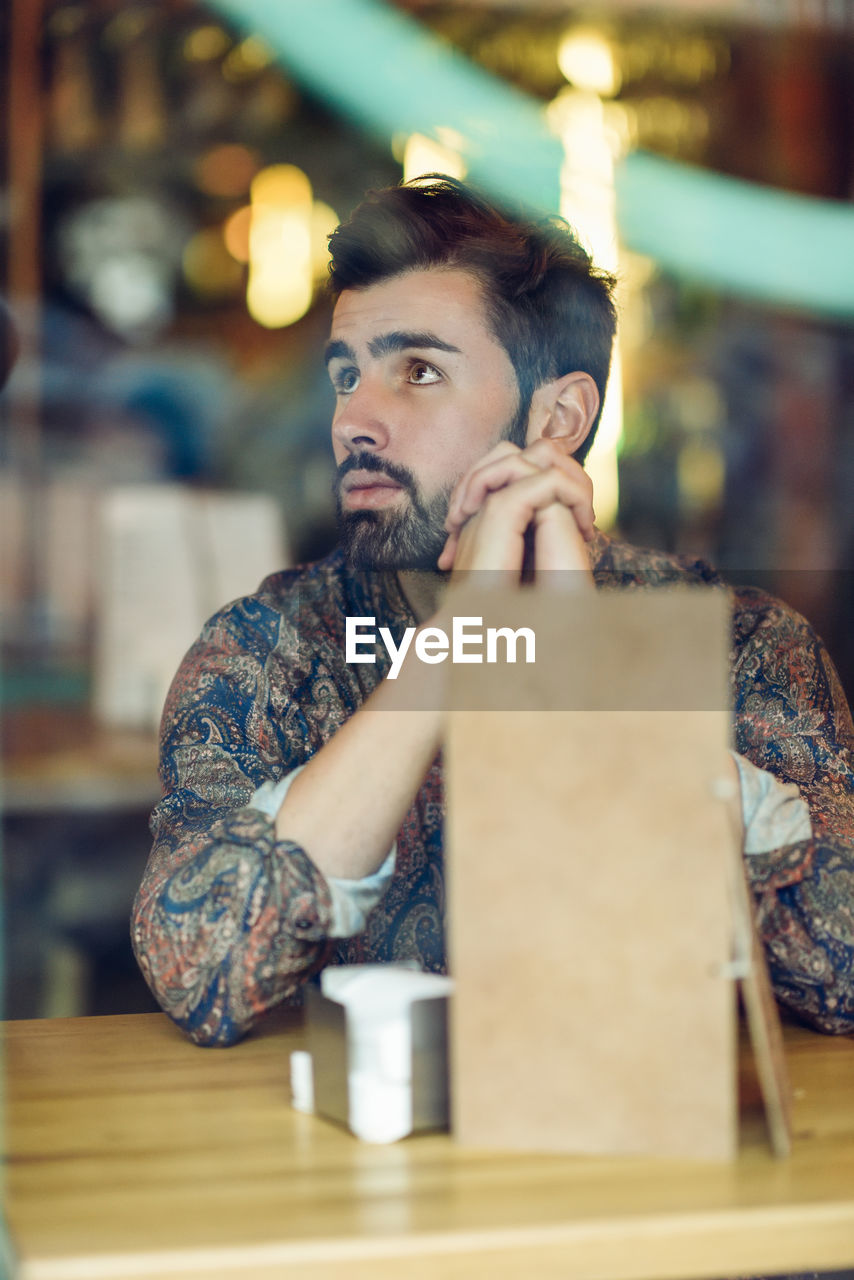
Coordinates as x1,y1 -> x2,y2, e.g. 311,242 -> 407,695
445,452 -> 543,534
444,441 -> 527,531
521,440 -> 596,538
444,440 -> 521,526
447,446 -> 596,541
523,436 -> 576,466
437,531 -> 458,571
447,469 -> 578,577
533,502 -> 595,587
486,466 -> 598,550
443,460 -> 596,575
445,505 -> 527,579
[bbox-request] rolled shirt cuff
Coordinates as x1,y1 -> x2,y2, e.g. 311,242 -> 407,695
249,770 -> 396,937
731,751 -> 813,854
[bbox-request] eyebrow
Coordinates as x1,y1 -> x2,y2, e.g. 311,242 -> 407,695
324,331 -> 461,366
324,338 -> 356,366
369,331 -> 461,359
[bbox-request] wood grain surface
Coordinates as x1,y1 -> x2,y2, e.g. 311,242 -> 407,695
5,1011 -> 854,1279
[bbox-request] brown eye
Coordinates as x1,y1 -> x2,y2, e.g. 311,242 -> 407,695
407,361 -> 441,385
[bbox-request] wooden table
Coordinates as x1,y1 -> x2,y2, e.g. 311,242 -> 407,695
2,708 -> 160,814
5,1012 -> 854,1280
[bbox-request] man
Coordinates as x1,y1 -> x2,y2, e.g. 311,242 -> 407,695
132,178 -> 854,1046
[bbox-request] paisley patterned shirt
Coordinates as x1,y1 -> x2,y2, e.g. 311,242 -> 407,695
131,532 -> 854,1045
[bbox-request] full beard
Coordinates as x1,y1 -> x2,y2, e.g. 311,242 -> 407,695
336,470 -> 454,572
335,398 -> 529,572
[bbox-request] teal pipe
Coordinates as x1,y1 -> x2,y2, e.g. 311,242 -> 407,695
208,0 -> 562,211
208,0 -> 854,319
616,151 -> 854,320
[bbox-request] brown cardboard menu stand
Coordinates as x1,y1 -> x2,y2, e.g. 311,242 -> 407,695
444,585 -> 791,1162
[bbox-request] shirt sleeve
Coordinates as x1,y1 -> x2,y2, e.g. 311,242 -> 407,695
131,600 -> 340,1047
249,771 -> 397,938
732,588 -> 854,1033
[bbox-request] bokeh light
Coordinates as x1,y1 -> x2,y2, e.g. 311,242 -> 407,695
677,441 -> 725,514
403,132 -> 467,183
183,227 -> 244,298
247,164 -> 313,328
194,143 -> 259,198
223,204 -> 252,263
183,24 -> 231,62
558,29 -> 621,98
222,35 -> 274,81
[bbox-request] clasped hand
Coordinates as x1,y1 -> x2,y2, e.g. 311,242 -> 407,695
437,438 -> 596,587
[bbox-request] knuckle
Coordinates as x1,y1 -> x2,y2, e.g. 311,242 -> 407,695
483,485 -> 513,515
524,441 -> 554,469
481,441 -> 519,469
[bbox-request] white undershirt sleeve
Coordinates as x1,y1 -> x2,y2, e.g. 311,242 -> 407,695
731,751 -> 813,854
248,752 -> 805,938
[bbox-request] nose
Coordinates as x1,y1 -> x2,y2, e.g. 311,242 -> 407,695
332,377 -> 392,455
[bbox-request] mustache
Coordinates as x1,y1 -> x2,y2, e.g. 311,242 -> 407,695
334,451 -> 418,498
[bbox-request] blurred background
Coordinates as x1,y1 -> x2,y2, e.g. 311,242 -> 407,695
2,0 -> 853,1019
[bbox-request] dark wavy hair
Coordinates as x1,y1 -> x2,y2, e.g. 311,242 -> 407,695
327,176 -> 617,463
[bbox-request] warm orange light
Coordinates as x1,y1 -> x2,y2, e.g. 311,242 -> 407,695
223,205 -> 252,264
251,164 -> 312,209
195,144 -> 259,199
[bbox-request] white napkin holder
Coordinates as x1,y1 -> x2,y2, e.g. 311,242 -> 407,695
292,964 -> 453,1144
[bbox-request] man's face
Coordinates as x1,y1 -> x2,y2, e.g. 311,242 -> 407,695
327,267 -> 525,570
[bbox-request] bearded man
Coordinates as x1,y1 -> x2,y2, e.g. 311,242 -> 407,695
132,178 -> 854,1046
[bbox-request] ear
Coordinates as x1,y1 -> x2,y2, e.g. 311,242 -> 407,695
526,372 -> 600,454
